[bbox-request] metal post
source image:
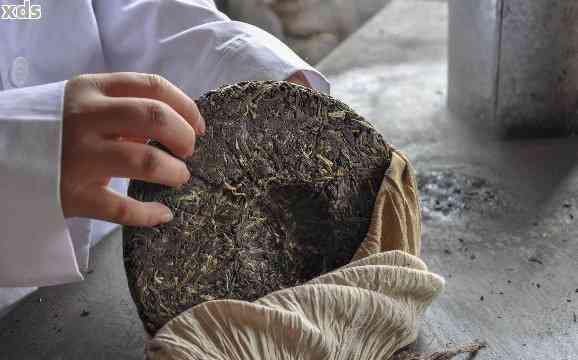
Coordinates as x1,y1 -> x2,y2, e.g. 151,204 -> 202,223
448,0 -> 578,136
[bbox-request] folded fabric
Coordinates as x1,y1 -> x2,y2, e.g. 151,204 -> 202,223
145,150 -> 445,360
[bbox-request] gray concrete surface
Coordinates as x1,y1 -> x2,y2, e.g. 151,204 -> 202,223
0,230 -> 147,360
1,0 -> 577,359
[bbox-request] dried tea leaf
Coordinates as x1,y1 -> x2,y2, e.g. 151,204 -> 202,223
124,81 -> 391,334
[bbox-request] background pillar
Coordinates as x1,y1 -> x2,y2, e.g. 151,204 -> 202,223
448,0 -> 578,136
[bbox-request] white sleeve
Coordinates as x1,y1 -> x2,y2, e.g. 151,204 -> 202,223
92,0 -> 330,98
0,82 -> 84,287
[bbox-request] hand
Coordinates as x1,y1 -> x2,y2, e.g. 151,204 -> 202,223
61,73 -> 205,227
286,71 -> 311,88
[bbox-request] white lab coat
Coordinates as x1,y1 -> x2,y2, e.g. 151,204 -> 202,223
0,0 -> 328,317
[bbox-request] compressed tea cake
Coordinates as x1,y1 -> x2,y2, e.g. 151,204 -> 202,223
123,81 -> 392,334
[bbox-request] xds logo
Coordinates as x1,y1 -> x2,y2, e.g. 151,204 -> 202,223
1,0 -> 42,20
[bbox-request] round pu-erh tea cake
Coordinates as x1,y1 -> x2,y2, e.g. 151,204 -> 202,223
123,81 -> 392,334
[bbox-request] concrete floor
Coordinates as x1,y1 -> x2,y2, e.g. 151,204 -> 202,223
1,0 -> 577,359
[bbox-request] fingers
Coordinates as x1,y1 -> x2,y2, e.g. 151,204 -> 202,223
94,97 -> 196,158
76,186 -> 174,227
61,72 -> 204,227
94,140 -> 191,187
88,72 -> 206,136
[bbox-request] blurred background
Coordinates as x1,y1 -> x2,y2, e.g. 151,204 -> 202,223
217,0 -> 395,64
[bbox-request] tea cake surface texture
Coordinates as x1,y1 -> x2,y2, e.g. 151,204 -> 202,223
123,81 -> 391,334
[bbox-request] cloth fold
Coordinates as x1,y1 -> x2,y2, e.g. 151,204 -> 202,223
146,149 -> 444,360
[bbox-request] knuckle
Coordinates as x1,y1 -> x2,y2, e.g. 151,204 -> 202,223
140,148 -> 161,176
145,101 -> 168,129
144,73 -> 166,94
72,74 -> 103,92
114,199 -> 132,224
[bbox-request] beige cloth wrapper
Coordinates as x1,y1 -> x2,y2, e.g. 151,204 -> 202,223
145,150 -> 445,360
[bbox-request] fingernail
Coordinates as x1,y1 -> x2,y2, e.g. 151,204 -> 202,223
183,167 -> 192,183
186,145 -> 195,158
161,210 -> 173,223
199,116 -> 206,136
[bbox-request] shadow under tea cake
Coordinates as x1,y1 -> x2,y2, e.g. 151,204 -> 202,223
123,81 -> 392,334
